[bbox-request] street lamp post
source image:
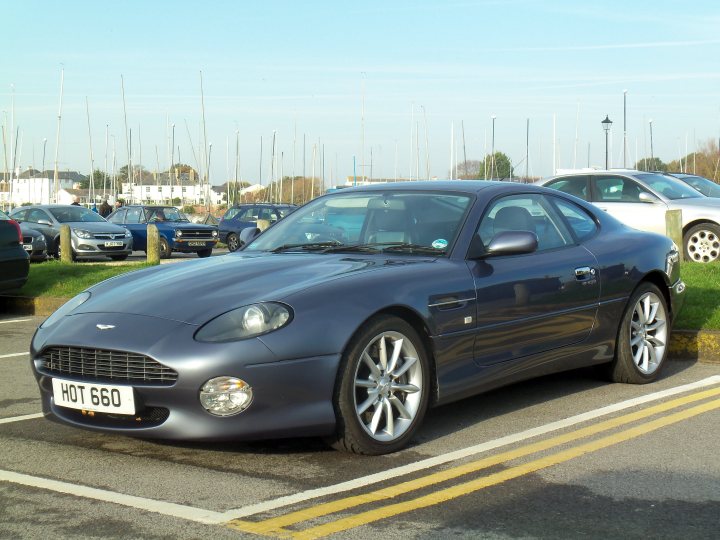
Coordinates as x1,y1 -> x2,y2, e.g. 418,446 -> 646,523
602,115 -> 613,169
623,90 -> 627,168
649,119 -> 654,168
490,115 -> 496,179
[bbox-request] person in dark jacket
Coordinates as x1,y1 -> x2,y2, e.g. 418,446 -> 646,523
98,200 -> 112,217
71,196 -> 81,206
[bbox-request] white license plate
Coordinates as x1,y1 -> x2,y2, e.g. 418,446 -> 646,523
104,241 -> 124,247
52,378 -> 135,415
188,241 -> 205,246
23,244 -> 32,251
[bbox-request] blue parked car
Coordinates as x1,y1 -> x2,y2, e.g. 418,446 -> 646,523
108,205 -> 218,258
219,203 -> 296,251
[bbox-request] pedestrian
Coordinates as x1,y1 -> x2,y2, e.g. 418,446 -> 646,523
98,200 -> 112,217
71,196 -> 80,206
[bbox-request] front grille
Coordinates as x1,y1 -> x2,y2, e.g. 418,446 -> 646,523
178,229 -> 216,240
38,346 -> 178,385
60,406 -> 170,427
94,233 -> 126,240
23,235 -> 33,243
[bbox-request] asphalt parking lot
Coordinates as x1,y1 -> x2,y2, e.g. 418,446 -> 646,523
1,315 -> 719,539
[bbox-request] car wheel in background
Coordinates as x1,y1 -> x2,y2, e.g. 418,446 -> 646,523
683,223 -> 720,263
197,249 -> 212,258
327,315 -> 430,455
607,282 -> 668,384
57,243 -> 77,261
159,238 -> 171,259
227,233 -> 240,252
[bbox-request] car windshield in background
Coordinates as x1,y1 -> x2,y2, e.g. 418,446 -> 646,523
675,174 -> 720,198
244,191 -> 472,255
146,207 -> 188,222
49,207 -> 107,223
0,210 -> 9,220
637,173 -> 703,200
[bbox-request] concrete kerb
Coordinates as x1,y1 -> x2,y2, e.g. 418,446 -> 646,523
1,295 -> 719,365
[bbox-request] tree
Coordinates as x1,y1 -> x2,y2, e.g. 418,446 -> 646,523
634,157 -> 667,172
479,152 -> 513,179
455,160 -> 482,179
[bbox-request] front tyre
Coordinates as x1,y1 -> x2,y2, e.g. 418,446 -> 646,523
328,315 -> 430,455
227,233 -> 241,252
609,283 -> 668,384
158,238 -> 171,259
197,248 -> 212,258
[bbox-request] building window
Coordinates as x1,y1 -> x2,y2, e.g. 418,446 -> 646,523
146,186 -> 151,192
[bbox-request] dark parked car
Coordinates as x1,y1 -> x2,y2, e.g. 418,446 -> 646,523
107,205 -> 218,258
10,205 -> 132,261
668,173 -> 720,198
0,209 -> 29,291
19,224 -> 48,262
31,181 -> 684,455
219,203 -> 296,251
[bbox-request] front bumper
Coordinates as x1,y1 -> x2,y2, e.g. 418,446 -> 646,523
31,312 -> 339,441
669,278 -> 686,324
170,238 -> 218,253
72,237 -> 133,258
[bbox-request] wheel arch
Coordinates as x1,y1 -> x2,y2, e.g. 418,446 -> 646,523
637,270 -> 673,319
682,219 -> 720,237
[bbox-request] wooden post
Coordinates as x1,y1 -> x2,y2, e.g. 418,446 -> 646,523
59,224 -> 73,263
665,209 -> 683,261
147,224 -> 160,265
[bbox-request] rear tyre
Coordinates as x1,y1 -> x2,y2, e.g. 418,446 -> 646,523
683,223 -> 720,263
227,233 -> 241,252
159,238 -> 171,259
608,283 -> 668,384
326,315 -> 430,455
197,248 -> 212,258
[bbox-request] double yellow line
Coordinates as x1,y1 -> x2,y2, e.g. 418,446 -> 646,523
227,386 -> 720,539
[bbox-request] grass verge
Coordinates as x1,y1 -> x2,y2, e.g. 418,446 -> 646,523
13,260 -> 155,298
675,261 -> 720,331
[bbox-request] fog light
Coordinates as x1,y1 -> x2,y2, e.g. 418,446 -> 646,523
199,376 -> 253,416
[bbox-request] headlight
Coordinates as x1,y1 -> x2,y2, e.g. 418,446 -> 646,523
175,230 -> 183,238
40,292 -> 91,329
74,229 -> 93,239
199,376 -> 253,416
212,230 -> 218,237
194,302 -> 292,342
124,230 -> 132,238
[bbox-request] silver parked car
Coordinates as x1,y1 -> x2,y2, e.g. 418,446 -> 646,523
10,205 -> 133,261
668,173 -> 720,198
537,170 -> 720,263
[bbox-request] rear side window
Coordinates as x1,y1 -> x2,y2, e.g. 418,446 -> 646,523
545,176 -> 589,200
595,176 -> 645,203
552,198 -> 598,242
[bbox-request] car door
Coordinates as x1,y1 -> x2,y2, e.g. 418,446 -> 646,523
590,174 -> 668,235
122,207 -> 147,250
468,193 -> 600,366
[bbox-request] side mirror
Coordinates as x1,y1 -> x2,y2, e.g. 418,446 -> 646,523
638,192 -> 656,203
37,219 -> 53,226
469,231 -> 538,259
238,226 -> 261,248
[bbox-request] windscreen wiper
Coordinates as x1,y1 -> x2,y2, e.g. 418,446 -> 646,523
322,242 -> 443,255
269,241 -> 343,253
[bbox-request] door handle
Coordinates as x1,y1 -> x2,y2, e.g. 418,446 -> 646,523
575,266 -> 596,280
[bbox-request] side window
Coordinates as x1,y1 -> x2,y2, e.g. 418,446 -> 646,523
595,176 -> 642,203
27,209 -> 49,223
478,194 -> 571,252
237,207 -> 257,221
125,208 -> 143,224
552,198 -> 599,242
545,176 -> 589,200
108,209 -> 126,224
10,209 -> 27,221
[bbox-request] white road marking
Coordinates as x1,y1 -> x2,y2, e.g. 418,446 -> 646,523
0,319 -> 32,324
0,469 -> 226,524
0,413 -> 43,425
218,375 -> 720,520
0,375 -> 718,525
0,352 -> 29,359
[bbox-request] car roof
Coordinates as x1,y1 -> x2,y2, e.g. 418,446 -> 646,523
334,180 -> 530,195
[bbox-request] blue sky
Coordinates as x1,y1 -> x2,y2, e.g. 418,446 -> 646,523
3,0 -> 720,185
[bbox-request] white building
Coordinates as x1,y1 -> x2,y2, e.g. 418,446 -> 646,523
119,174 -> 223,206
0,169 -> 80,206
